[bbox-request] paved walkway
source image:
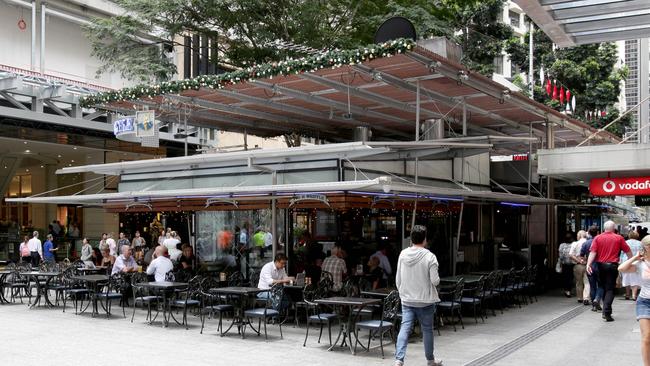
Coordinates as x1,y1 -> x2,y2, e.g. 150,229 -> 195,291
0,294 -> 640,366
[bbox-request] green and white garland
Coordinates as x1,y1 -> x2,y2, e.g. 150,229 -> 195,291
80,38 -> 416,108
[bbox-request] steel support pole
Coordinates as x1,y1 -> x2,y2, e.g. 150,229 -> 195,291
546,122 -> 556,266
412,82 -> 420,231
462,99 -> 467,136
640,38 -> 649,144
529,22 -> 535,99
271,171 -> 277,259
40,2 -> 45,75
31,1 -> 36,71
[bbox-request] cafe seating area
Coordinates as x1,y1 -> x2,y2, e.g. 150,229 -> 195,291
0,262 -> 539,359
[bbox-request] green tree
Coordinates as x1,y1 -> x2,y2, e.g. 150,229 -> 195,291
86,0 -> 513,82
507,29 -> 629,135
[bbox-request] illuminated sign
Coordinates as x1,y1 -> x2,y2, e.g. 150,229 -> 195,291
590,177 -> 650,196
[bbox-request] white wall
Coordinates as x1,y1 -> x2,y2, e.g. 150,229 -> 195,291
0,2 -> 132,89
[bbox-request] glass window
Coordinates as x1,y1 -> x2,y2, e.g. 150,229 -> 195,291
509,10 -> 520,28
494,56 -> 504,75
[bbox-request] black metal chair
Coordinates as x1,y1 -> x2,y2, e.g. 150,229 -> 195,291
437,278 -> 465,331
171,275 -> 202,329
228,271 -> 244,286
96,273 -> 126,318
7,269 -> 30,304
496,269 -> 516,308
199,277 -> 234,335
460,276 -> 486,323
61,267 -> 89,314
248,269 -> 260,287
302,283 -> 337,346
131,272 -> 161,323
243,284 -> 284,340
354,290 -> 401,358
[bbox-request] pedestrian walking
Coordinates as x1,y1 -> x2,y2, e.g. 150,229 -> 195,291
394,225 -> 442,366
587,220 -> 632,321
559,233 -> 575,297
581,226 -> 604,311
570,230 -> 589,304
622,230 -> 643,301
617,235 -> 650,365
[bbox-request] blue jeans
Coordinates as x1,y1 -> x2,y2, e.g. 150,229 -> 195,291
395,304 -> 436,363
587,264 -> 604,302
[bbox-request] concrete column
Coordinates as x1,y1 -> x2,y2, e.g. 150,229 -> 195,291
546,122 -> 557,265
639,38 -> 649,144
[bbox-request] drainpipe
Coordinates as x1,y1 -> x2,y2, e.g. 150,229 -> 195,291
40,1 -> 46,75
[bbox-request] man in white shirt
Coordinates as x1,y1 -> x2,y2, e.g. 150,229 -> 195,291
112,245 -> 139,275
146,246 -> 174,282
27,231 -> 42,267
107,233 -> 117,256
371,244 -> 392,281
263,228 -> 273,251
257,253 -> 291,309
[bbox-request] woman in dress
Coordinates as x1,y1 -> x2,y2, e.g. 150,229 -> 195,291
618,235 -> 650,365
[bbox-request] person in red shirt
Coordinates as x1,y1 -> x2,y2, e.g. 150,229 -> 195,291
587,220 -> 632,321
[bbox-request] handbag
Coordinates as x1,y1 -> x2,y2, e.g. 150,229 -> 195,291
555,258 -> 562,273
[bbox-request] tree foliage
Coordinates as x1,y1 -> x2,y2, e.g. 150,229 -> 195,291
86,0 -> 513,82
506,29 -> 629,135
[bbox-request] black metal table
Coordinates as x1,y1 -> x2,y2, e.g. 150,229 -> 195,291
25,271 -> 60,308
440,275 -> 482,285
0,270 -> 11,304
77,267 -> 108,275
209,286 -> 268,338
314,296 -> 381,355
70,274 -> 109,317
138,282 -> 188,327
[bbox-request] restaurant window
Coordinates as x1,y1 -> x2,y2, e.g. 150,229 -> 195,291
195,209 -> 285,276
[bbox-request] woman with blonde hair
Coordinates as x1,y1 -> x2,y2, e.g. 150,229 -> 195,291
618,235 -> 650,365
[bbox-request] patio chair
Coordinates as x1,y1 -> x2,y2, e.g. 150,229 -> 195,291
7,269 -> 30,304
199,277 -> 234,335
61,267 -> 89,314
302,283 -> 337,346
171,275 -> 202,329
437,278 -> 465,331
243,284 -> 284,340
353,290 -> 400,358
131,272 -> 161,323
96,273 -> 127,318
496,269 -> 516,308
460,275 -> 486,323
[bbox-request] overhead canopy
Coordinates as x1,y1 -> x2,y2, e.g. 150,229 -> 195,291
5,176 -> 559,206
82,39 -> 618,150
514,0 -> 650,46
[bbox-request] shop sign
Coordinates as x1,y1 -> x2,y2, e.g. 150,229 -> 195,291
590,177 -> 650,196
289,194 -> 330,207
113,116 -> 135,136
135,110 -> 156,137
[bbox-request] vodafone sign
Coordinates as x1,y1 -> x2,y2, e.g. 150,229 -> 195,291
590,177 -> 650,196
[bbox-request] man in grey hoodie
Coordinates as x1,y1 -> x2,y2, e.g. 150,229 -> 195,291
394,225 -> 441,366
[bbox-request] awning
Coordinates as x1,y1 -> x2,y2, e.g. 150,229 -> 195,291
5,176 -> 559,206
81,39 -> 618,150
514,0 -> 650,46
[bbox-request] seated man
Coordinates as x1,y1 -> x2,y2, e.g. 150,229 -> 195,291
322,246 -> 347,292
112,245 -> 139,275
257,254 -> 292,310
147,246 -> 174,282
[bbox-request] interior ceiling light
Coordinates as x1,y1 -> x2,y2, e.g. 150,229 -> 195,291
24,150 -> 30,153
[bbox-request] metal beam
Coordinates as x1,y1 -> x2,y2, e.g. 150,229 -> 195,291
43,100 -> 70,117
83,110 -> 105,121
0,91 -> 29,110
551,0 -> 649,20
251,80 -> 409,124
300,72 -> 442,120
167,94 -> 339,134
353,63 -> 543,138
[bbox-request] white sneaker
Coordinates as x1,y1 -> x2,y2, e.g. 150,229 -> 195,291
427,360 -> 443,366
393,361 -> 403,366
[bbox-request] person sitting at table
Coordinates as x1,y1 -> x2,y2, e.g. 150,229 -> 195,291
257,254 -> 292,310
367,256 -> 387,290
178,244 -> 195,271
92,247 -> 104,267
100,247 -> 116,267
322,246 -> 347,292
112,245 -> 139,275
80,238 -> 94,268
147,246 -> 174,282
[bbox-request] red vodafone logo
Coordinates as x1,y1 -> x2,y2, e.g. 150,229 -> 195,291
590,177 -> 650,196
